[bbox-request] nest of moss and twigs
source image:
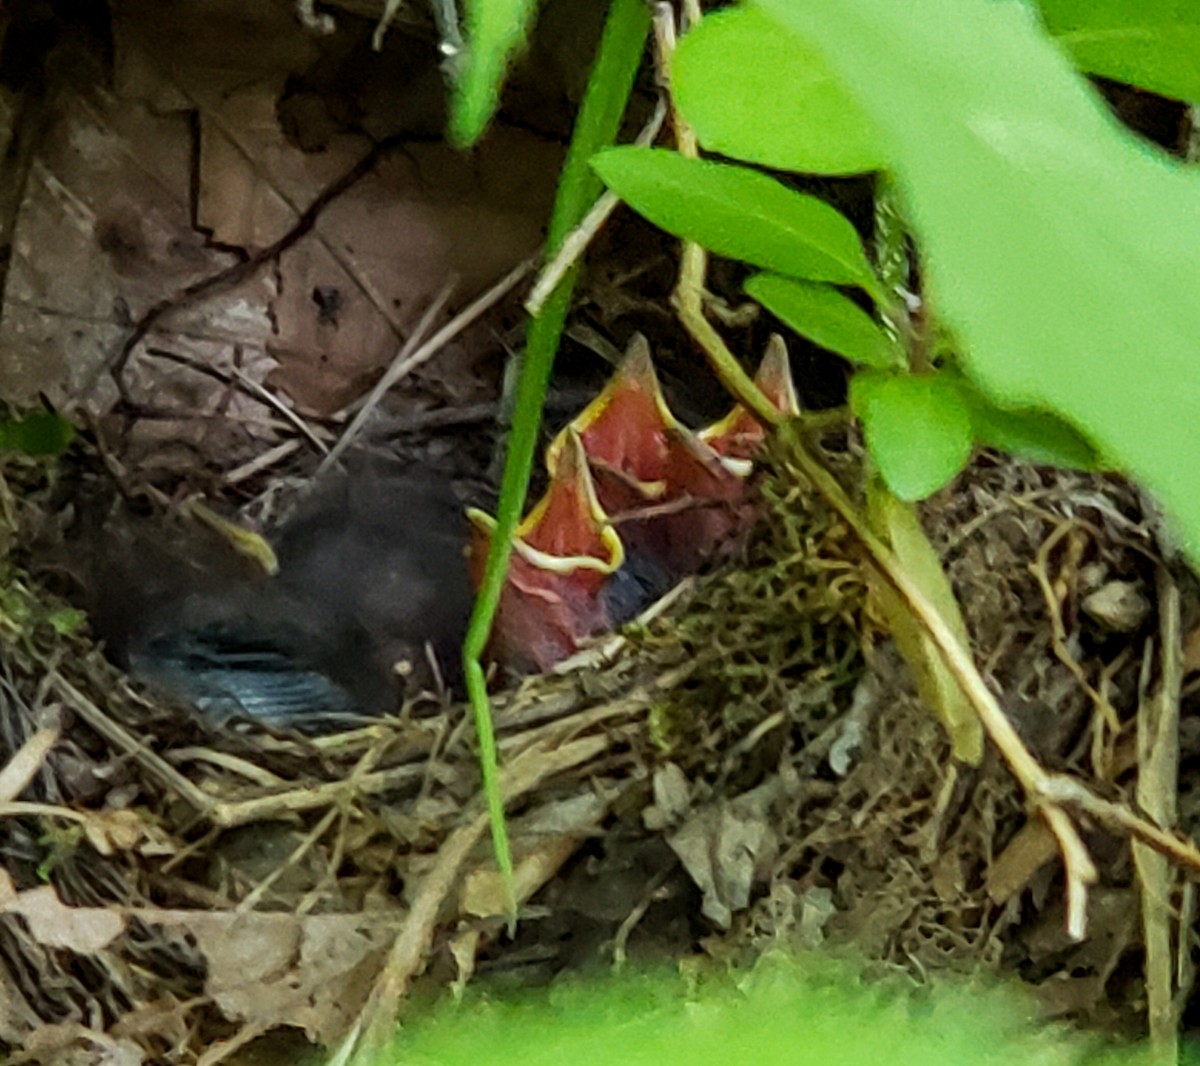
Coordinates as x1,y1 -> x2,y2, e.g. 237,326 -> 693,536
0,432 -> 1196,1064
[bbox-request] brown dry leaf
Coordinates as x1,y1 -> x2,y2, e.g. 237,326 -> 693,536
119,7 -> 560,417
461,793 -> 609,918
643,762 -> 691,831
1182,622 -> 1200,675
195,85 -> 370,250
14,1021 -> 145,1066
109,997 -> 193,1053
267,133 -> 559,414
142,909 -> 402,1045
0,84 -> 259,412
987,819 -> 1058,904
668,779 -> 782,929
448,925 -> 481,994
1081,580 -> 1150,633
0,886 -> 126,954
81,808 -> 164,857
111,0 -> 319,111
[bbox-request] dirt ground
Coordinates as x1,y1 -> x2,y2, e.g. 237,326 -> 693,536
0,2 -> 1198,1064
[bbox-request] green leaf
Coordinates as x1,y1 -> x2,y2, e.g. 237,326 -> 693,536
866,480 -> 982,765
760,0 -> 1200,559
450,0 -> 538,146
1038,0 -> 1200,103
946,370 -> 1103,470
592,147 -> 883,298
673,7 -> 884,175
0,412 -> 75,456
851,371 -> 973,501
746,274 -> 902,369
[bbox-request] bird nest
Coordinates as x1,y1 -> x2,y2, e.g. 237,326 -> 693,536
0,436 -> 1194,1064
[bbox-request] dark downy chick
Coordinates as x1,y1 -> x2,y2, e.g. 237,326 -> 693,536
91,465 -> 473,730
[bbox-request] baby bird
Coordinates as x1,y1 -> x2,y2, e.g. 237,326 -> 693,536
90,465 -> 474,730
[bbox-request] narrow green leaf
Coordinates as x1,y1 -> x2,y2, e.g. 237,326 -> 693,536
550,0 -> 650,248
1038,0 -> 1200,103
673,7 -> 884,175
746,274 -> 902,369
462,0 -> 650,919
851,371 -> 973,501
451,0 -> 539,147
760,0 -> 1200,558
866,480 -> 982,765
593,148 -> 883,299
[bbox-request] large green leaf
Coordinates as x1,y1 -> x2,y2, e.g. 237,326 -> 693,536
946,369 -> 1103,470
673,7 -> 884,175
1038,0 -> 1200,103
746,274 -> 902,369
759,0 -> 1200,558
851,371 -> 973,501
593,148 -> 882,298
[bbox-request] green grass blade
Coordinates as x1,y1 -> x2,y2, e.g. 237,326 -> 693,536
462,0 -> 650,918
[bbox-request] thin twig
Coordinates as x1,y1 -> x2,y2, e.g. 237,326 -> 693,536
49,674 -> 215,815
1135,568 -> 1181,1057
525,98 -> 668,317
0,719 -> 60,803
320,276 -> 457,472
344,734 -> 611,1064
144,345 -> 331,455
236,806 -> 340,913
225,439 -> 304,484
320,261 -> 532,474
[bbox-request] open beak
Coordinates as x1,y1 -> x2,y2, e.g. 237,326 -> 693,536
472,334 -> 798,673
467,431 -> 622,672
699,334 -> 800,459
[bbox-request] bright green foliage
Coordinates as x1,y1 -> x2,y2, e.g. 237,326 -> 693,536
1037,0 -> 1200,103
947,369 -> 1102,471
672,6 -> 884,175
47,607 -> 87,636
385,956 -> 1143,1066
851,372 -> 974,501
592,148 -> 884,299
0,412 -> 75,456
850,362 -> 1101,499
745,274 -> 903,369
760,0 -> 1200,556
450,0 -> 538,146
